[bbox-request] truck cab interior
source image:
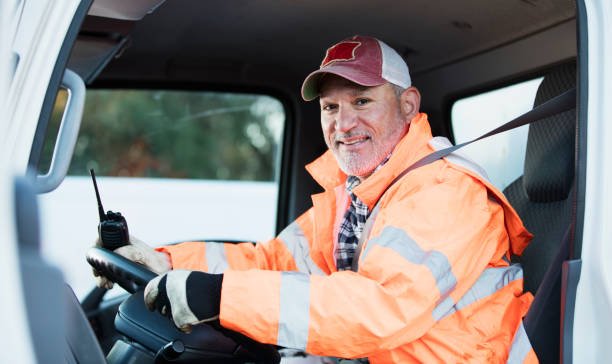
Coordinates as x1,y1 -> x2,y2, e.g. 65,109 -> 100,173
14,0 -> 586,363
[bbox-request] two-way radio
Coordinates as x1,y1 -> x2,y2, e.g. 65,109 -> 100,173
90,168 -> 130,250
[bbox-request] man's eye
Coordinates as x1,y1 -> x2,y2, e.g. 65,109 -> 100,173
355,98 -> 370,106
322,104 -> 337,111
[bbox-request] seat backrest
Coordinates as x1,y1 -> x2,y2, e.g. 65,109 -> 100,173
503,61 -> 576,364
504,62 -> 576,294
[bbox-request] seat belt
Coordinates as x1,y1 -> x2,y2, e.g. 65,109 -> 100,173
350,87 -> 576,272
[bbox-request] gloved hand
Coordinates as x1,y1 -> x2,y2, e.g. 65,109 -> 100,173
144,269 -> 223,334
92,234 -> 172,289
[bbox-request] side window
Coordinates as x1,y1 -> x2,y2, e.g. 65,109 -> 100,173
38,89 -> 285,298
451,77 -> 543,190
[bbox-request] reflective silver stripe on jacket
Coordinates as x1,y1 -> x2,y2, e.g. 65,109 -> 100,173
278,221 -> 326,276
506,322 -> 532,363
205,242 -> 229,273
362,226 -> 457,303
432,264 -> 524,322
278,271 -> 310,350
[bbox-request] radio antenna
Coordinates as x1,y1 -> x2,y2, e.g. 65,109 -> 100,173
90,169 -> 106,222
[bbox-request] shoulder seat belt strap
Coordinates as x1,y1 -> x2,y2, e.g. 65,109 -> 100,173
350,88 -> 576,272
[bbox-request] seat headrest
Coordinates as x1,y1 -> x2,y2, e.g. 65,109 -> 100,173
523,62 -> 576,203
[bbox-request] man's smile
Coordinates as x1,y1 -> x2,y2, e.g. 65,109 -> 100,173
336,135 -> 370,148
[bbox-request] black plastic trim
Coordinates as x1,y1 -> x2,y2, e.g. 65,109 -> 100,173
115,291 -> 241,359
106,339 -> 154,363
558,2 -> 588,362
83,36 -> 129,84
560,259 -> 582,364
573,0 -> 588,260
81,286 -> 108,312
27,0 -> 94,173
275,90 -> 296,234
165,239 -> 256,245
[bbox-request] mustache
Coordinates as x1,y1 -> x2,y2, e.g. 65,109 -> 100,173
334,132 -> 370,143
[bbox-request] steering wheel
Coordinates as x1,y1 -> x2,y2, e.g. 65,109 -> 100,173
86,247 -> 280,364
86,246 -> 156,293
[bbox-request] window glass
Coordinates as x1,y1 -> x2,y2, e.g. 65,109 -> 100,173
451,77 -> 543,191
38,88 -> 68,175
38,89 -> 285,299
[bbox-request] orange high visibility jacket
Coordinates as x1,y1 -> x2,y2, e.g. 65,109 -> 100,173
157,113 -> 538,363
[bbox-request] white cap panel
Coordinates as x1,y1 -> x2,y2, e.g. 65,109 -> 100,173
378,39 -> 411,89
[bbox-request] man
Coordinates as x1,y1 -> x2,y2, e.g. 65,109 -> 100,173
96,35 -> 537,363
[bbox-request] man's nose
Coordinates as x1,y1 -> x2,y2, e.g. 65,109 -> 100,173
335,105 -> 358,132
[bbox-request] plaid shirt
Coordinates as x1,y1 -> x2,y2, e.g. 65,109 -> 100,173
336,156 -> 390,271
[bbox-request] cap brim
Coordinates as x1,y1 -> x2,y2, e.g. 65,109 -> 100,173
301,64 -> 387,101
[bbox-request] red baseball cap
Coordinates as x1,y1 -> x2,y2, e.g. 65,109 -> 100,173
301,35 -> 411,101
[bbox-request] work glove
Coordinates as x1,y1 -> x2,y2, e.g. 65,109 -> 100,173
144,269 -> 223,334
92,234 -> 172,289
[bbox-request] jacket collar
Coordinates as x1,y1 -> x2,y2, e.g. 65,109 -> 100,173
305,113 -> 434,209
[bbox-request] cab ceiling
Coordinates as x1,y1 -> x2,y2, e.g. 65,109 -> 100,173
94,0 -> 576,84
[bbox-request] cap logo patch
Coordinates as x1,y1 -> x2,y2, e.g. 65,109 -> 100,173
320,41 -> 361,68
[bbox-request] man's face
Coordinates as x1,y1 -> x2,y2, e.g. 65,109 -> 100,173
319,75 -> 409,179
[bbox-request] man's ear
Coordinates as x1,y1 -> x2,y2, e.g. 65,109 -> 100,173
400,86 -> 421,121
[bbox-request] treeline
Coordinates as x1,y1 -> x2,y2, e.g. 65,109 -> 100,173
41,89 -> 284,181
